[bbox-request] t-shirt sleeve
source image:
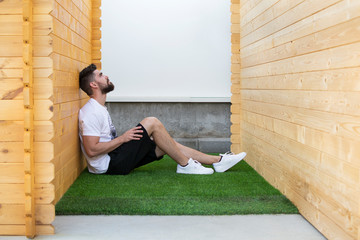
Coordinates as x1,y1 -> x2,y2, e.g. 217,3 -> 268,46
79,110 -> 103,137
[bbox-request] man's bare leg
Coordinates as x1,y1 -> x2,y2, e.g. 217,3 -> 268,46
175,142 -> 221,165
140,117 -> 189,166
140,117 -> 221,165
154,142 -> 221,165
139,117 -> 244,173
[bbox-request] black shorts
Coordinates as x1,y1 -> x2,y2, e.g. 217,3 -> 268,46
106,123 -> 163,175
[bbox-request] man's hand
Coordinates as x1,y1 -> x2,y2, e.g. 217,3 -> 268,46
120,126 -> 143,143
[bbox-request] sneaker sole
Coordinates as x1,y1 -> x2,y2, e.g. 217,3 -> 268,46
176,169 -> 214,175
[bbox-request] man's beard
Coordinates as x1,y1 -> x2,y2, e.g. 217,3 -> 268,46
100,80 -> 115,94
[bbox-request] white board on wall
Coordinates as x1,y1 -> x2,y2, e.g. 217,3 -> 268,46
101,0 -> 231,102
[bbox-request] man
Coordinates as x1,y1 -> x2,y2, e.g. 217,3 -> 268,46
78,64 -> 246,175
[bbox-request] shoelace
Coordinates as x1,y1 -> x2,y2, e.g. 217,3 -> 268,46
220,151 -> 234,156
192,159 -> 203,168
193,160 -> 201,164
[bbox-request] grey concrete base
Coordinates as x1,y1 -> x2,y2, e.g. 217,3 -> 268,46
106,102 -> 231,153
2,215 -> 326,240
175,138 -> 231,153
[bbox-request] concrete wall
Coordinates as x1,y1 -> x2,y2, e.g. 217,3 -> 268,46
106,102 -> 231,153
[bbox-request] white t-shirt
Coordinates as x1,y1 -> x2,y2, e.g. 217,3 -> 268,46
78,98 -> 117,174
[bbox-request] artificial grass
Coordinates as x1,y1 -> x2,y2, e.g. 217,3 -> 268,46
56,155 -> 298,215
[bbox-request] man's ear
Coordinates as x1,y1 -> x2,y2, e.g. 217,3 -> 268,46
89,81 -> 97,89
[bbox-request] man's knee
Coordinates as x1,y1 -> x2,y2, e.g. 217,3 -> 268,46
141,117 -> 162,131
142,116 -> 160,125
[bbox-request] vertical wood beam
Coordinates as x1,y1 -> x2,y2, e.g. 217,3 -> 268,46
92,0 -> 101,69
23,0 -> 35,238
230,1 -> 241,153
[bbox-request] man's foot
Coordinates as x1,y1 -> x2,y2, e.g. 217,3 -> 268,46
213,152 -> 247,172
176,158 -> 214,175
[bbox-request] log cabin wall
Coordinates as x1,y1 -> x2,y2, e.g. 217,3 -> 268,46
50,0 -> 91,206
0,0 -> 27,235
230,0 -> 360,239
0,0 -> 56,236
0,0 -> 100,237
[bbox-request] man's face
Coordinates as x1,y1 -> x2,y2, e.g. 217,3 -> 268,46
94,69 -> 114,94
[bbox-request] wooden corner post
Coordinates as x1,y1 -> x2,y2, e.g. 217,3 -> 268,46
92,0 -> 102,69
23,0 -> 35,238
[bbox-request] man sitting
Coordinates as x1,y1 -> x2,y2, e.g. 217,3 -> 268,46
78,64 -> 246,175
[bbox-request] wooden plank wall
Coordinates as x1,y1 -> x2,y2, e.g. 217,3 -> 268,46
0,0 -> 99,237
0,0 -> 54,236
0,0 -> 26,235
23,0 -> 36,237
91,0 -> 101,69
50,0 -> 91,205
231,0 -> 360,239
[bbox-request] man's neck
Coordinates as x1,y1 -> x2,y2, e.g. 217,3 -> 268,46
91,93 -> 107,106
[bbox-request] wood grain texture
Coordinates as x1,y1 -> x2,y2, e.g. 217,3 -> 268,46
231,0 -> 360,239
0,0 -> 95,236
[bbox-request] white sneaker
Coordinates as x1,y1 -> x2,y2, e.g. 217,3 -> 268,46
176,158 -> 214,175
213,152 -> 247,173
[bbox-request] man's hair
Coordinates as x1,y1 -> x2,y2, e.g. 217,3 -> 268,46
79,64 -> 97,96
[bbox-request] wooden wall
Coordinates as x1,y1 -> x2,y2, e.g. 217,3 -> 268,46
0,0 -> 100,237
50,0 -> 91,205
0,0 -> 54,236
0,0 -> 26,235
231,0 -> 360,239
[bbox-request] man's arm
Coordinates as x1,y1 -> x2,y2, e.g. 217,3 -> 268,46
82,126 -> 143,158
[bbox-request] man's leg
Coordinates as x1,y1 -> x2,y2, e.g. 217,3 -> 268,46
175,142 -> 221,165
154,141 -> 221,165
107,124 -> 164,175
175,143 -> 247,173
140,117 -> 189,166
141,117 -> 220,165
140,117 -> 245,173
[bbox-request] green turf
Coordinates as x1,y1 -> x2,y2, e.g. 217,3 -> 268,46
55,155 -> 298,215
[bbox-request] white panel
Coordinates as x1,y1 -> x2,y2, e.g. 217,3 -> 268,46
101,0 -> 231,101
